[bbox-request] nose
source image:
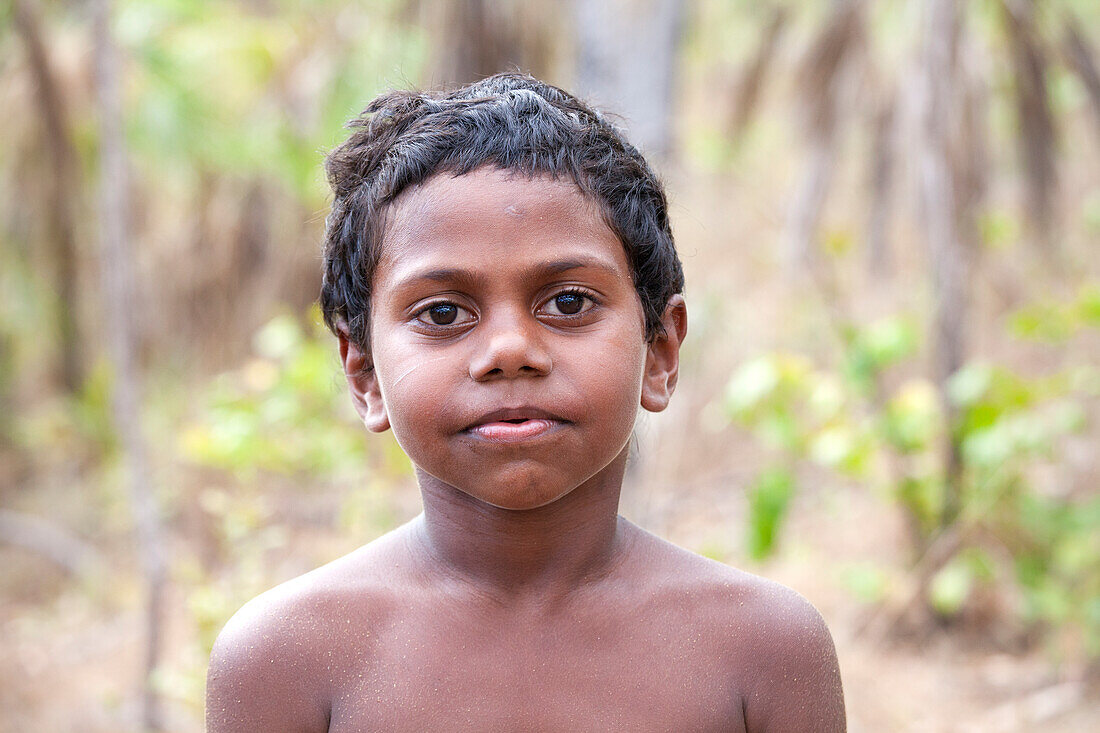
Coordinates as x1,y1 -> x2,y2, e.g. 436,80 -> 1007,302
468,311 -> 552,381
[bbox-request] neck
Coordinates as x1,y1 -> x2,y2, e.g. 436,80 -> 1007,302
410,449 -> 630,601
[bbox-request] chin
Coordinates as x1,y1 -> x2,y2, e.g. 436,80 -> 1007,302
459,466 -> 577,511
415,452 -> 618,513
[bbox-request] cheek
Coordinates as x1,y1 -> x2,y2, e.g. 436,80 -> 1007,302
580,329 -> 648,418
373,347 -> 456,442
382,354 -> 455,395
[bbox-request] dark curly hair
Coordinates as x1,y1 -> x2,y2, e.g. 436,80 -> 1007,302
320,72 -> 684,358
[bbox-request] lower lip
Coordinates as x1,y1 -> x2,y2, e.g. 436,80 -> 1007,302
466,419 -> 561,443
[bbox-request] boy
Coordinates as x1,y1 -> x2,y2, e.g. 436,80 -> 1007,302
207,73 -> 845,732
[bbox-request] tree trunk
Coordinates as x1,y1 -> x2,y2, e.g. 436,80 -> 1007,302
572,0 -> 686,162
1062,18 -> 1100,144
1003,0 -> 1057,250
427,0 -> 559,86
782,0 -> 863,271
13,0 -> 83,393
727,6 -> 788,143
784,136 -> 837,271
91,1 -> 167,729
917,0 -> 968,532
431,0 -> 520,84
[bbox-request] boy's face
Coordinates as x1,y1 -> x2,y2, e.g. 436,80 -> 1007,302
341,167 -> 684,510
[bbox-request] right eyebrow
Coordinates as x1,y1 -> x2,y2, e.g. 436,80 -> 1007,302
392,267 -> 488,292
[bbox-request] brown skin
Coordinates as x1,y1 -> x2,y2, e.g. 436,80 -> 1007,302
206,168 -> 846,732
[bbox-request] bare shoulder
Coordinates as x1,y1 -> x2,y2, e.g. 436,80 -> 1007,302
625,525 -> 846,732
724,571 -> 845,732
206,525 -> 409,733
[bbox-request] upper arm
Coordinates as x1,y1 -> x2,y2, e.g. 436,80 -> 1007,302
740,587 -> 846,733
205,596 -> 330,733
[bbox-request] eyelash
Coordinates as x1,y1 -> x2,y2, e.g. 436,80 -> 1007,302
410,287 -> 600,331
541,288 -> 599,318
412,299 -> 475,331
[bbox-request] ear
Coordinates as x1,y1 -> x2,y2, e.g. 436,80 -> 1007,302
336,324 -> 390,433
640,295 -> 688,413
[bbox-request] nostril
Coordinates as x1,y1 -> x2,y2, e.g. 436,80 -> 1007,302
468,336 -> 553,381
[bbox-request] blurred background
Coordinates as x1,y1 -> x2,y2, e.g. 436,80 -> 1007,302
2,0 -> 1099,730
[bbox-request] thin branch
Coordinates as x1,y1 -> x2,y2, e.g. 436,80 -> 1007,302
0,510 -> 105,578
866,88 -> 897,277
91,1 -> 167,729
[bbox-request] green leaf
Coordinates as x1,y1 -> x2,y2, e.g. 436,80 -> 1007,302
947,363 -> 993,407
885,379 -> 942,452
979,208 -> 1019,250
822,228 -> 854,257
840,563 -> 890,603
1082,189 -> 1100,235
862,317 -> 918,367
1010,303 -> 1075,342
746,468 -> 795,561
842,316 -> 918,389
725,357 -> 780,415
930,557 -> 973,616
253,315 -> 303,361
896,476 -> 941,533
1077,285 -> 1100,327
808,374 -> 845,420
809,425 -> 857,470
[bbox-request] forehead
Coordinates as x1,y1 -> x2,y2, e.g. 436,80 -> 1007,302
376,167 -> 630,285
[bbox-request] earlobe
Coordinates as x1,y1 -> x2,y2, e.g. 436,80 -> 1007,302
338,331 -> 390,433
640,295 -> 688,413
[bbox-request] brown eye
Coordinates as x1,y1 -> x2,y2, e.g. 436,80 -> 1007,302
554,293 -> 584,315
428,304 -> 457,324
542,290 -> 595,318
415,302 -> 473,328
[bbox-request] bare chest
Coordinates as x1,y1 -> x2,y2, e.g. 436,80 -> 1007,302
324,614 -> 746,732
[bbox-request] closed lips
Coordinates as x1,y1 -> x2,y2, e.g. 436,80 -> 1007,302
463,407 -> 569,429
463,408 -> 569,441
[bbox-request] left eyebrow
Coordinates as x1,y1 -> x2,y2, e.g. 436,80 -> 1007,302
534,257 -> 623,278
